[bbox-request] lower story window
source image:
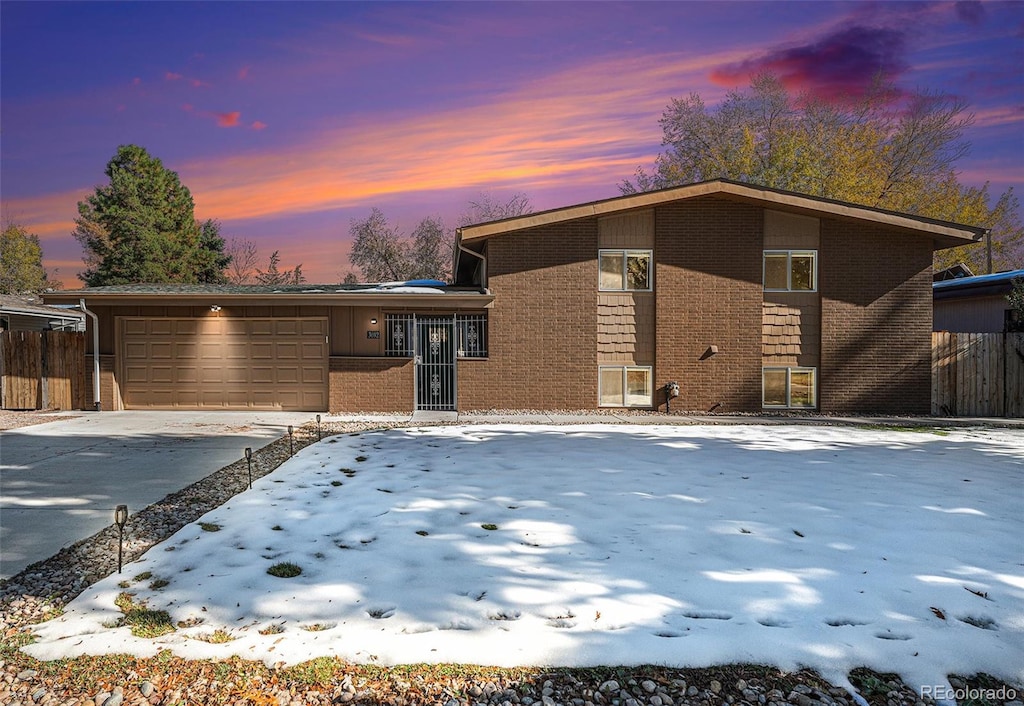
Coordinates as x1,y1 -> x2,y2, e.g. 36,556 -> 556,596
763,367 -> 816,408
599,366 -> 652,407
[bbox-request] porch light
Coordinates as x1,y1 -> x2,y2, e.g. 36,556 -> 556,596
370,318 -> 378,325
210,305 -> 221,312
114,504 -> 128,573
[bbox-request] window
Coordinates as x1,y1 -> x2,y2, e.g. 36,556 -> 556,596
763,367 -> 816,408
456,314 -> 488,358
385,314 -> 415,356
599,366 -> 652,407
764,251 -> 816,291
599,250 -> 651,291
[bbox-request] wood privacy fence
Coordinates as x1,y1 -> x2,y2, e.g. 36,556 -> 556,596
0,331 -> 86,410
932,332 -> 1024,417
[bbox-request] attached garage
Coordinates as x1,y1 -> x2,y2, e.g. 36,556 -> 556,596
121,317 -> 328,410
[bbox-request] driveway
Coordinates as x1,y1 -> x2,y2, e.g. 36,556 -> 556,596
0,411 -> 315,580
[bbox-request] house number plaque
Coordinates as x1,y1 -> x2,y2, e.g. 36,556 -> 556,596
366,330 -> 380,339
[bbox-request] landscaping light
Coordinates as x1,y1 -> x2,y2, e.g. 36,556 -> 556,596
244,447 -> 253,489
288,425 -> 294,456
114,504 -> 128,573
316,414 -> 322,441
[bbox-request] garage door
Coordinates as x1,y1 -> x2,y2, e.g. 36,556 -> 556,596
121,317 -> 328,410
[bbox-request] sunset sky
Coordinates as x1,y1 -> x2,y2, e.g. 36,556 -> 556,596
2,1 -> 1022,287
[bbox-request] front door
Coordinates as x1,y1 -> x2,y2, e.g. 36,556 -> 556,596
415,317 -> 456,411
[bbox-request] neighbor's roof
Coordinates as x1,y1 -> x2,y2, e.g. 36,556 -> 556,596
458,179 -> 988,249
41,281 -> 492,307
0,294 -> 87,319
933,268 -> 1024,300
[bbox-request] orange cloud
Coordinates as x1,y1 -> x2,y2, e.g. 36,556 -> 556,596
251,121 -> 268,131
183,48 -> 744,223
216,111 -> 242,127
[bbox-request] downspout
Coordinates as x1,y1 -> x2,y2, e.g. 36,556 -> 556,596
456,231 -> 487,289
80,299 -> 101,411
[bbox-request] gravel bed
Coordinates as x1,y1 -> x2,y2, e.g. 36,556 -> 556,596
1,418 -> 1019,705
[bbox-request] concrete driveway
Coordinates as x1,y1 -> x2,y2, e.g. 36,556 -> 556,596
0,411 -> 315,580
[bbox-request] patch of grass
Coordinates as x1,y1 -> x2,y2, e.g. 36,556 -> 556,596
355,455 -> 368,462
416,530 -> 429,536
271,525 -> 283,531
267,562 -> 302,578
113,592 -> 176,638
331,480 -> 343,486
118,580 -> 131,588
285,656 -> 346,685
193,629 -> 235,643
301,622 -> 334,632
198,522 -> 222,532
149,579 -> 170,590
481,523 -> 498,531
176,617 -> 204,628
133,571 -> 153,581
258,623 -> 285,635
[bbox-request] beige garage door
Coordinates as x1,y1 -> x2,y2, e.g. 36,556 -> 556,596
121,317 -> 328,410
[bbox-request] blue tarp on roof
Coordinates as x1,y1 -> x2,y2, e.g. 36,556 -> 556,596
933,269 -> 1024,291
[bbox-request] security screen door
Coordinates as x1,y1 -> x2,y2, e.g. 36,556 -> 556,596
415,317 -> 456,411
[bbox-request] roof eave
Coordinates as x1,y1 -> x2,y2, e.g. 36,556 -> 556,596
459,180 -> 985,250
42,291 -> 494,308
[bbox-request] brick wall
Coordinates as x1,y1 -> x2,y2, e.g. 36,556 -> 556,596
820,221 -> 933,413
329,357 -> 414,412
84,354 -> 119,410
654,198 -> 764,412
457,220 -> 598,410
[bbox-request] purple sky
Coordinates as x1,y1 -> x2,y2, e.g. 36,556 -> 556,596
2,1 -> 1022,286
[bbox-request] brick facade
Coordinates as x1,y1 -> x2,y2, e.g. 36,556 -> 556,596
819,221 -> 933,413
329,357 -> 414,413
653,199 -> 764,412
457,220 -> 599,410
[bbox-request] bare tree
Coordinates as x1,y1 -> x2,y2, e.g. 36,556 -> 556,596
255,250 -> 304,285
225,237 -> 260,284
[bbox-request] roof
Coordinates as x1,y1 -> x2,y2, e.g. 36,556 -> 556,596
41,281 -> 493,308
933,268 -> 1024,300
0,294 -> 87,320
457,179 -> 987,249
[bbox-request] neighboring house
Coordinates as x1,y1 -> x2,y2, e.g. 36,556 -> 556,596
0,294 -> 86,332
933,263 -> 974,282
933,269 -> 1024,333
44,180 -> 984,414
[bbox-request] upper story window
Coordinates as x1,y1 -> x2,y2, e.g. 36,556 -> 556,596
600,250 -> 652,291
764,250 -> 816,292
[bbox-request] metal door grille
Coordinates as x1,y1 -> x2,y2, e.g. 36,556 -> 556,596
415,317 -> 456,411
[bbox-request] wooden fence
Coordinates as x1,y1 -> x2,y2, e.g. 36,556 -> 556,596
932,332 -> 1024,417
0,331 -> 86,410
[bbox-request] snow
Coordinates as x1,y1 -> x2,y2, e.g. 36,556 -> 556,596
26,424 -> 1023,697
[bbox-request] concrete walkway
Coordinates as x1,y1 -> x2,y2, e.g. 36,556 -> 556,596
0,411 -> 315,580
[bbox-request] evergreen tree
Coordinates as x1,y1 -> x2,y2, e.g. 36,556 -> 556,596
0,223 -> 53,294
73,145 -> 231,285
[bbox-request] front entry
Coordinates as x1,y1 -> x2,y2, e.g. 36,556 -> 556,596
415,317 -> 456,411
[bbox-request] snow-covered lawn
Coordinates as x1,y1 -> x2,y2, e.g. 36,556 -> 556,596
26,424 -> 1023,695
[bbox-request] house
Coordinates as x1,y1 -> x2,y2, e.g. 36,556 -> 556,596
933,269 -> 1024,333
44,180 -> 985,414
0,294 -> 86,332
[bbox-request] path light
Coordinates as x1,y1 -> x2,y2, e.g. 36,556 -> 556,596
114,504 -> 128,573
288,425 -> 294,456
316,414 -> 321,441
245,447 -> 253,489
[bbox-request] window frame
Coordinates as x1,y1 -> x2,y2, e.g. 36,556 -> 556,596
598,365 -> 653,408
762,367 -> 817,409
598,249 -> 653,292
763,250 -> 817,292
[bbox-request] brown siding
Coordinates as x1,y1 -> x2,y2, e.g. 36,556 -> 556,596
458,219 -> 598,410
329,357 -> 413,412
820,221 -> 933,413
654,198 -> 763,412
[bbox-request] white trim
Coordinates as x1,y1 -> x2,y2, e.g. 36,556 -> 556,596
599,365 -> 653,408
763,250 -> 817,292
762,367 -> 817,409
598,249 -> 653,292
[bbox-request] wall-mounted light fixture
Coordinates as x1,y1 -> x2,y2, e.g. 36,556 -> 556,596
210,305 -> 222,312
370,317 -> 378,325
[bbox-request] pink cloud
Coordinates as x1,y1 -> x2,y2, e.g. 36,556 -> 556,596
217,111 -> 242,128
132,77 -> 142,86
165,71 -> 183,81
238,66 -> 251,80
711,26 -> 909,101
182,103 -> 194,112
190,78 -> 212,88
251,121 -> 268,131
